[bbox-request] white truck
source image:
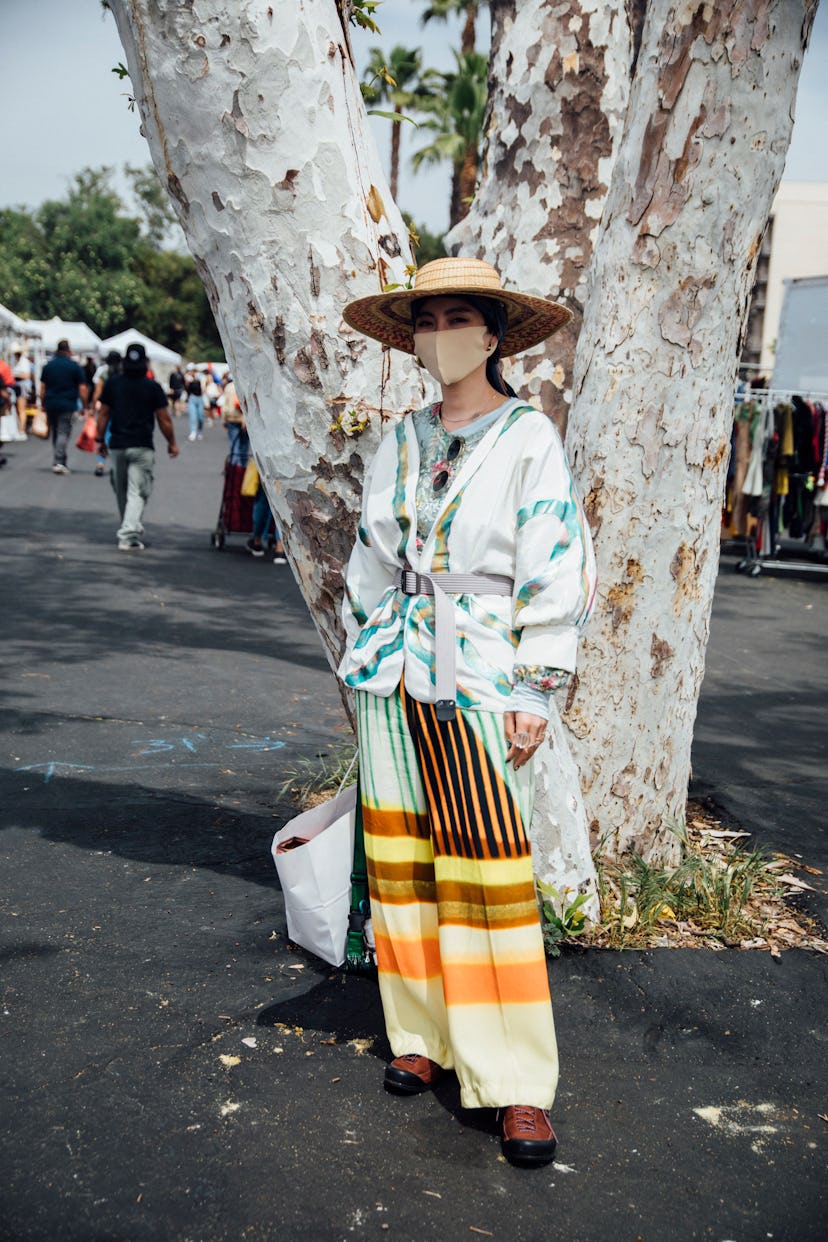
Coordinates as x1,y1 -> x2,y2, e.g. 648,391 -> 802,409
771,274 -> 828,392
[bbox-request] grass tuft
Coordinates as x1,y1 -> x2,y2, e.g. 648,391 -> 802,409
581,803 -> 827,955
277,743 -> 358,809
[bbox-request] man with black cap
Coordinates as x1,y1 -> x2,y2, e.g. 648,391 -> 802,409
40,339 -> 88,474
96,341 -> 179,551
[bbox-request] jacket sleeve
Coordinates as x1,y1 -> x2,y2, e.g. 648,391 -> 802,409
340,439 -> 399,657
511,421 -> 597,673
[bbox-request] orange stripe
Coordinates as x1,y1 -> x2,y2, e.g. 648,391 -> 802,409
442,957 -> 552,1006
363,805 -> 430,839
374,932 -> 442,980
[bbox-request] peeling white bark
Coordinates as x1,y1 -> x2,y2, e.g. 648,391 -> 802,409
449,0 -> 635,913
566,0 -> 818,858
110,0 -> 425,671
111,0 -> 598,906
448,0 -> 632,432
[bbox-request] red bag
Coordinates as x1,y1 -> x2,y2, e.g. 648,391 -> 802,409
75,414 -> 98,453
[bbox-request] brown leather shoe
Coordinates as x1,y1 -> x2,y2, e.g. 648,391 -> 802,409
501,1106 -> 558,1164
384,1053 -> 443,1095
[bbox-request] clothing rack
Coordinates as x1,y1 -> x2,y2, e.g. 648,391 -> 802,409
723,389 -> 828,581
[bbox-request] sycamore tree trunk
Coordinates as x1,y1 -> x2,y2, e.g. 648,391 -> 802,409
110,0 -> 423,672
565,0 -> 818,859
449,0 -> 633,433
111,0 -> 599,909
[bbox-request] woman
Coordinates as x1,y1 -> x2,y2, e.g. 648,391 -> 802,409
186,371 -> 205,441
220,374 -> 250,465
338,257 -> 597,1166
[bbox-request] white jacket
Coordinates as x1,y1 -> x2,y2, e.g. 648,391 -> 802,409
338,401 -> 597,712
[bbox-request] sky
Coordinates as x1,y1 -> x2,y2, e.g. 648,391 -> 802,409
0,1 -> 826,237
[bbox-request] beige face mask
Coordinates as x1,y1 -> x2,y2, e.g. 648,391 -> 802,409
413,325 -> 494,386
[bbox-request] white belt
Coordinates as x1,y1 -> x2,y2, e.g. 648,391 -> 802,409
395,566 -> 514,722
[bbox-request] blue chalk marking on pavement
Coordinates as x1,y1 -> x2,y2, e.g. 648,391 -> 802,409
227,738 -> 286,752
17,731 -> 287,783
16,762 -> 93,784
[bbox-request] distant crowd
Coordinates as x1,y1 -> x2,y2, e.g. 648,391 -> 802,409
0,342 -> 236,464
0,339 -> 285,562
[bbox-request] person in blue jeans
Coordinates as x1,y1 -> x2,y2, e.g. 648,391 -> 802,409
186,373 -> 205,441
247,483 -> 286,562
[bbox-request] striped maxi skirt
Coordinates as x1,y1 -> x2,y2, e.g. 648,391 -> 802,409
356,682 -> 558,1110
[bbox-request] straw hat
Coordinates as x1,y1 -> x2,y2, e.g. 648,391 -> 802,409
342,257 -> 571,357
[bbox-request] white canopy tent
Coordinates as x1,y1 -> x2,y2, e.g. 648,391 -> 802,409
0,303 -> 45,384
0,302 -> 40,339
23,317 -> 102,355
97,329 -> 182,367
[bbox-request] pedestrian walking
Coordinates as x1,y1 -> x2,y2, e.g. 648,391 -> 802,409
40,340 -> 88,474
246,482 -> 287,563
339,257 -> 597,1165
168,366 -> 185,415
95,342 -> 179,551
186,372 -> 204,441
220,374 -> 249,465
12,345 -> 34,435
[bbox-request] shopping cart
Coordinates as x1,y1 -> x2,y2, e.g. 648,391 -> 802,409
211,456 -> 256,550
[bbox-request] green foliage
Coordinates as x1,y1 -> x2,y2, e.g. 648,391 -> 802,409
593,819 -> 783,949
538,882 -> 590,957
361,45 -> 438,112
402,214 -> 446,265
350,0 -> 382,34
277,744 -> 358,805
411,49 -> 487,174
0,165 -> 223,359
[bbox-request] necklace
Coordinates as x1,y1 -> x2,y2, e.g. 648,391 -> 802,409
437,398 -> 504,430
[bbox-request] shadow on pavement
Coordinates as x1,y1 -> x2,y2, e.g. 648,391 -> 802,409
2,765 -> 292,887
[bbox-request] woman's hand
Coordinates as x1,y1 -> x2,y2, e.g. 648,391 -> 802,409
504,711 -> 546,769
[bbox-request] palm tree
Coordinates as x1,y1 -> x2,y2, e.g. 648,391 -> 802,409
411,51 -> 488,228
361,47 -> 437,202
421,1 -> 479,57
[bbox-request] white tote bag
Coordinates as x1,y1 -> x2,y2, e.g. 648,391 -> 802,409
271,782 -> 357,967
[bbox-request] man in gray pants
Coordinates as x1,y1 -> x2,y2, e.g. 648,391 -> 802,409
40,340 -> 88,474
96,342 -> 179,550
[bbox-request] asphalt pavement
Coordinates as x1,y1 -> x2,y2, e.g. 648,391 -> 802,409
1,424 -> 825,1242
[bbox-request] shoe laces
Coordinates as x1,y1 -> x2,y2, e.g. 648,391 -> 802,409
510,1105 -> 540,1134
400,1053 -> 422,1066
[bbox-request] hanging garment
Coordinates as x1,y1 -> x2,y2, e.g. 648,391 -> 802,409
742,402 -> 768,497
730,410 -> 753,535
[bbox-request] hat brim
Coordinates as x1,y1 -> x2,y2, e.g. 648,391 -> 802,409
342,285 -> 572,357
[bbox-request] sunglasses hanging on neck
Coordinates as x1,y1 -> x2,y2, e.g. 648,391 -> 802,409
432,437 -> 463,494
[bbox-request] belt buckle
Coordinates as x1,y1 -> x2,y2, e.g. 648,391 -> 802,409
401,569 -> 419,595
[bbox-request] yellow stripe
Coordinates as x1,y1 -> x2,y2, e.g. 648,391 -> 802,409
434,854 -> 538,888
365,832 -> 433,864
